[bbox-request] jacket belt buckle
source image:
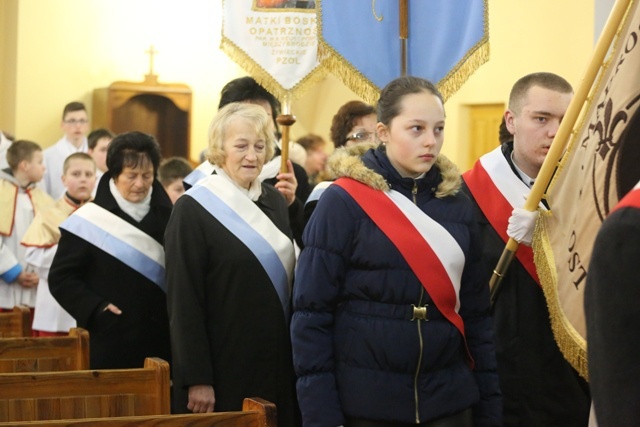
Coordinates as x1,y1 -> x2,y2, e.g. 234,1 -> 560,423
411,304 -> 428,321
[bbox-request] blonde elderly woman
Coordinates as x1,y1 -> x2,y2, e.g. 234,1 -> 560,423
165,102 -> 298,426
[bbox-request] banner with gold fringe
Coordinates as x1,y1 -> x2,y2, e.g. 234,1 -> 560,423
534,0 -> 640,379
317,0 -> 488,104
221,0 -> 326,100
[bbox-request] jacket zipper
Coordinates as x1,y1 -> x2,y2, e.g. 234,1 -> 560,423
412,180 -> 423,423
414,287 -> 425,423
412,181 -> 418,204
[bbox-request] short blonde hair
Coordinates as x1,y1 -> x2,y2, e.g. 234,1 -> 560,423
63,152 -> 95,174
207,102 -> 275,166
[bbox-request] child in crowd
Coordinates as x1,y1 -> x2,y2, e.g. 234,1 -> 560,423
296,133 -> 328,187
0,140 -> 53,317
22,153 -> 96,336
42,102 -> 90,199
158,156 -> 193,204
87,128 -> 115,193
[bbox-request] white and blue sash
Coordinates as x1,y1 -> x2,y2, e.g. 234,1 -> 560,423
183,161 -> 214,188
187,175 -> 295,318
59,203 -> 166,292
305,180 -> 333,205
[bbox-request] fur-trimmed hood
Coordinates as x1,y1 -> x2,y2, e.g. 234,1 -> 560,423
324,143 -> 462,198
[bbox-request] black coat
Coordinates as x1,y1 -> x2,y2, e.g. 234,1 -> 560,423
165,180 -> 298,426
462,142 -> 590,427
586,203 -> 640,426
49,172 -> 173,370
263,158 -> 308,249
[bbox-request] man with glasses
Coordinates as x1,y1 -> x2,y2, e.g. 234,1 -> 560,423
42,102 -> 90,199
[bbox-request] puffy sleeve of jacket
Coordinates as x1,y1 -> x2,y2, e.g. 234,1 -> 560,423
291,186 -> 353,427
458,202 -> 502,426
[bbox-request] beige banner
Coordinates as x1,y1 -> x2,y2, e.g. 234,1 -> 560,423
221,0 -> 326,100
534,0 -> 640,379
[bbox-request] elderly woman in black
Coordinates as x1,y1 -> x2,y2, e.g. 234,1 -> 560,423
49,131 -> 172,369
165,103 -> 298,425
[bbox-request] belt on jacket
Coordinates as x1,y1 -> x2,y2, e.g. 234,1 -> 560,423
343,300 -> 443,321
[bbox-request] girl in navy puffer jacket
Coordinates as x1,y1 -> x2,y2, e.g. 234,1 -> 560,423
291,76 -> 501,427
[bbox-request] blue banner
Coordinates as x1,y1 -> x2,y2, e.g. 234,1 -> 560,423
318,0 -> 488,103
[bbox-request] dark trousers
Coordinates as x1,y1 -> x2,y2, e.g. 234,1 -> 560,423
346,408 -> 473,427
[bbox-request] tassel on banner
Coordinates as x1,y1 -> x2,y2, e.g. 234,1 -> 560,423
438,38 -> 490,102
220,36 -> 327,102
317,40 -> 381,105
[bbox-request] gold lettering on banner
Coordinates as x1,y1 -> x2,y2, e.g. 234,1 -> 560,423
372,0 -> 383,22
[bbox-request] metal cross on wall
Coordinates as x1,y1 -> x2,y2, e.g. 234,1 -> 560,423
145,45 -> 158,77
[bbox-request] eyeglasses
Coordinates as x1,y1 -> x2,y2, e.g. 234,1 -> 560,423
345,131 -> 374,142
64,119 -> 89,125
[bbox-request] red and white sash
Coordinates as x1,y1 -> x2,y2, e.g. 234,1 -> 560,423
463,147 -> 542,284
612,180 -> 640,212
334,178 -> 472,364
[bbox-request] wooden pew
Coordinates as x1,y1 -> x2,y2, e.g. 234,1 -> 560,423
0,328 -> 89,373
0,357 -> 170,422
0,397 -> 277,427
0,306 -> 31,338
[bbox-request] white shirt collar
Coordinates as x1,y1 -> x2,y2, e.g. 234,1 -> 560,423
510,151 -> 535,188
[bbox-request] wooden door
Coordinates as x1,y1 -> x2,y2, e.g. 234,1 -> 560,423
112,94 -> 189,158
93,78 -> 192,161
467,103 -> 505,170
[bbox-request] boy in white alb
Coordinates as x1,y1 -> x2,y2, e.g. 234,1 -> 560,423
42,102 -> 90,199
0,140 -> 53,315
22,153 -> 96,336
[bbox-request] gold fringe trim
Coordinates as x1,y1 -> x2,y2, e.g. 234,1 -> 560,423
316,0 -> 489,103
317,39 -> 381,105
438,37 -> 489,101
438,0 -> 490,100
533,212 -> 588,380
220,36 -> 328,101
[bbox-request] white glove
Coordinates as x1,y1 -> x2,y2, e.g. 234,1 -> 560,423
507,207 -> 538,246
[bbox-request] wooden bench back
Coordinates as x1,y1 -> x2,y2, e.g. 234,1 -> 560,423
0,306 -> 31,338
0,328 -> 89,373
0,397 -> 277,427
0,357 -> 170,422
